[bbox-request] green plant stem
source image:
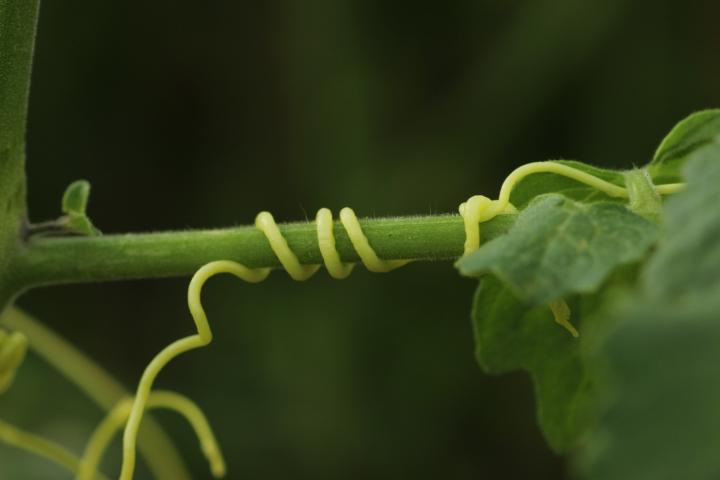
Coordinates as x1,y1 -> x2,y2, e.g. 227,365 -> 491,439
0,0 -> 37,139
0,307 -> 192,480
0,0 -> 39,307
625,169 -> 662,220
12,214 -> 515,289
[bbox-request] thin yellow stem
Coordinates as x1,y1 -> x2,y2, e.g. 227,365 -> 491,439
497,161 -> 629,207
339,207 -> 409,272
120,261 -> 267,480
255,211 -> 317,280
316,208 -> 354,279
460,161 -> 686,254
655,183 -> 686,195
79,390 -> 224,480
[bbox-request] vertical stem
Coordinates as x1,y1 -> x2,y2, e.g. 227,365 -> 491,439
0,0 -> 38,142
0,0 -> 37,221
0,0 -> 39,307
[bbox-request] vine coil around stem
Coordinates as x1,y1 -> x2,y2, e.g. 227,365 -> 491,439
0,161 -> 686,479
116,161 -> 685,479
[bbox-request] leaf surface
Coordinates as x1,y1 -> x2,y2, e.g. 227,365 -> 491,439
579,141 -> 720,480
649,109 -> 720,183
457,194 -> 657,304
61,180 -> 101,236
472,268 -> 637,452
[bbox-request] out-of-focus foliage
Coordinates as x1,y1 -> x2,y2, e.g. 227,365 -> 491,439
650,109 -> 720,183
579,144 -> 720,480
1,0 -> 719,478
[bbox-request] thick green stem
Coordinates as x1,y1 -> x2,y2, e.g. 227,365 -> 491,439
0,0 -> 36,172
12,214 -> 515,288
0,0 -> 38,308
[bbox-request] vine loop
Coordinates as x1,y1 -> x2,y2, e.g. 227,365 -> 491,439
255,211 -> 319,281
338,207 -> 409,272
316,208 -> 354,279
256,207 -> 410,279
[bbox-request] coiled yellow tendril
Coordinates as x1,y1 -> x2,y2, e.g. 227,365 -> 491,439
256,208 -> 409,280
113,161 -> 684,478
0,161 -> 686,479
117,209 -> 410,478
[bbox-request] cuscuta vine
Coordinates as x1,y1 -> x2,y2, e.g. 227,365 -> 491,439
0,161 -> 686,479
78,390 -> 224,480
116,208 -> 412,480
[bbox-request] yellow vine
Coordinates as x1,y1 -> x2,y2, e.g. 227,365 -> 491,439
77,390 -> 224,480
116,161 -> 686,478
0,160 -> 686,479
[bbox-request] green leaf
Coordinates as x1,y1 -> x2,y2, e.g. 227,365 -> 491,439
643,142 -> 720,301
459,190 -> 656,452
60,180 -> 101,236
457,194 -> 657,305
472,276 -> 589,452
579,305 -> 720,480
578,141 -> 720,480
61,180 -> 91,215
649,109 -> 720,183
508,160 -> 627,209
472,268 -> 637,453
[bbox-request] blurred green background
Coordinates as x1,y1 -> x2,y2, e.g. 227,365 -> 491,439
1,0 -> 718,478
